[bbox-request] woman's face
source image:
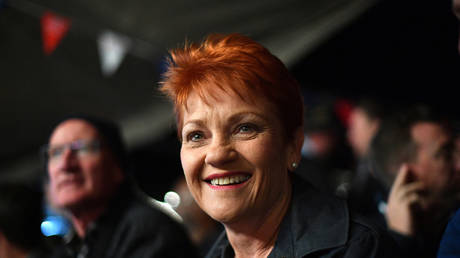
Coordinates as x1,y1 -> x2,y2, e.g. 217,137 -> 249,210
180,89 -> 299,225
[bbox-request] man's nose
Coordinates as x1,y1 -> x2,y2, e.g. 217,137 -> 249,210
56,148 -> 79,171
204,137 -> 238,167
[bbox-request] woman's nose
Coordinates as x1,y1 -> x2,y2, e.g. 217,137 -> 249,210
205,137 -> 237,167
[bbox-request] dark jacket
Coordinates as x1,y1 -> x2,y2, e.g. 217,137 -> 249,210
437,207 -> 460,258
50,183 -> 199,258
206,174 -> 399,258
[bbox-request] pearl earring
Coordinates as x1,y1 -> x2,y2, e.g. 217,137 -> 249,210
292,162 -> 297,169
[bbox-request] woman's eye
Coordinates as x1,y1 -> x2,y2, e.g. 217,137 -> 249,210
187,132 -> 204,142
237,124 -> 256,134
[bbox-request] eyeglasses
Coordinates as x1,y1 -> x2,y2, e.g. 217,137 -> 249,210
43,140 -> 102,161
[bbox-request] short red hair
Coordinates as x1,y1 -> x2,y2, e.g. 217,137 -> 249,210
160,33 -> 304,140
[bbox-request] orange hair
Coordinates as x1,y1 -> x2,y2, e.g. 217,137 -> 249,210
160,33 -> 303,140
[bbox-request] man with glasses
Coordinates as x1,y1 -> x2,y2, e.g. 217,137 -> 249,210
44,115 -> 198,258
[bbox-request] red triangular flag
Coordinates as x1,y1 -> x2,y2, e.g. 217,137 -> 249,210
40,11 -> 71,55
334,98 -> 353,128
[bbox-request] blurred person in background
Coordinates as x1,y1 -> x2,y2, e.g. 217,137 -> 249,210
452,130 -> 460,187
171,176 -> 222,257
160,33 -> 399,258
448,124 -> 460,190
351,105 -> 459,258
347,97 -> 386,210
43,115 -> 198,258
436,2 -> 460,255
0,181 -> 51,258
347,97 -> 383,160
296,98 -> 354,197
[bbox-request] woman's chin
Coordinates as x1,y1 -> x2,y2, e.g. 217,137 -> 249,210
205,205 -> 244,225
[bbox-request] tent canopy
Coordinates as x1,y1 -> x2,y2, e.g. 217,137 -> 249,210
0,0 -> 458,186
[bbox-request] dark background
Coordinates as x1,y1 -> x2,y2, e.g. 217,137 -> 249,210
292,0 -> 459,117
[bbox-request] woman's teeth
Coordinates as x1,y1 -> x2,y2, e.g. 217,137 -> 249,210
210,175 -> 250,186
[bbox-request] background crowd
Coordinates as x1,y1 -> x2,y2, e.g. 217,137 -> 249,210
1,0 -> 460,258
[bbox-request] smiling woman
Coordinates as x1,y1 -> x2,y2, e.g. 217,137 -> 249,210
180,89 -> 294,228
160,33 -> 399,258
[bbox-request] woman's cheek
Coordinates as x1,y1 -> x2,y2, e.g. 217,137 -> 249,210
181,148 -> 201,183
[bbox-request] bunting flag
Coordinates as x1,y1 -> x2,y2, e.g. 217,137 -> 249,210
40,11 -> 71,55
97,30 -> 131,77
334,98 -> 353,128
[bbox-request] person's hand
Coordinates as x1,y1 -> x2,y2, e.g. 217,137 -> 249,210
386,163 -> 427,236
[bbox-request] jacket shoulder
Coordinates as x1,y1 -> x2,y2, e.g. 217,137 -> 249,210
340,212 -> 402,258
105,190 -> 199,258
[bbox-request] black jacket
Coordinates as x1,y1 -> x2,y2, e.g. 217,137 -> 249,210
206,174 -> 400,258
50,183 -> 199,258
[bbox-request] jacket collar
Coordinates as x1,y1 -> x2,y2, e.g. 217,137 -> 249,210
269,173 -> 349,257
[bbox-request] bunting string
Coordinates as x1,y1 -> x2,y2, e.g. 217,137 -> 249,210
5,0 -> 162,76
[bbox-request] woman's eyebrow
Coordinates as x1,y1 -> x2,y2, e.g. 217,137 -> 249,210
228,111 -> 268,123
182,119 -> 205,129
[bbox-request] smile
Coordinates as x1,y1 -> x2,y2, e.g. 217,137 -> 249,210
208,174 -> 251,186
57,176 -> 83,189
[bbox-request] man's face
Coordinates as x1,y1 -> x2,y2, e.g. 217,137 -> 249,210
347,107 -> 379,158
453,0 -> 460,52
451,136 -> 460,188
47,119 -> 124,211
410,122 -> 453,195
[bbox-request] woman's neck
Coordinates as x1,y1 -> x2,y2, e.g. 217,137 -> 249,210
225,178 -> 292,258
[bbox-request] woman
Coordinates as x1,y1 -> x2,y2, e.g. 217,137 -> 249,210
160,33 -> 396,258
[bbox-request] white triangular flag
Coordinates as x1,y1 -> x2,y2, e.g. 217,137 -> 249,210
98,30 -> 131,77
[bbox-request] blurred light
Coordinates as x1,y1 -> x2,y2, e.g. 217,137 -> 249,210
41,216 -> 69,237
164,191 -> 180,208
378,201 -> 387,215
301,136 -> 318,158
151,198 -> 183,223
